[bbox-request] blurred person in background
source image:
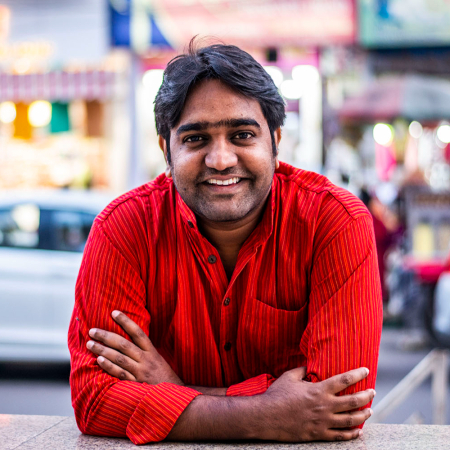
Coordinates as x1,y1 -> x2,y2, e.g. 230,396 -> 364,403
360,188 -> 401,305
69,40 -> 382,445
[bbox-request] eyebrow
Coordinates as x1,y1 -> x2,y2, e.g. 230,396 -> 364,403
176,118 -> 261,135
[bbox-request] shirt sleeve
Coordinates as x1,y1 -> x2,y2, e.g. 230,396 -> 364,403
300,214 -> 383,422
226,374 -> 276,396
68,220 -> 201,445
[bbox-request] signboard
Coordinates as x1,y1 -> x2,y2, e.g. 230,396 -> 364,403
358,0 -> 450,48
110,0 -> 356,52
2,0 -> 109,64
154,0 -> 356,48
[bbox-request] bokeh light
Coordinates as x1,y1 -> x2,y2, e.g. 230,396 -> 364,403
142,69 -> 164,101
280,79 -> 303,100
437,124 -> 450,144
373,123 -> 394,146
0,101 -> 17,124
409,121 -> 423,139
292,65 -> 320,86
28,101 -> 52,127
264,66 -> 283,88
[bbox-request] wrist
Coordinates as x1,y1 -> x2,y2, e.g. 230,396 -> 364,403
244,394 -> 271,440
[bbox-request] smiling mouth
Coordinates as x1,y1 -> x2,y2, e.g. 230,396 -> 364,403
205,177 -> 242,186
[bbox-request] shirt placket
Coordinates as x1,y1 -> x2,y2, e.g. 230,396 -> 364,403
185,221 -> 263,385
218,243 -> 260,386
177,190 -> 274,387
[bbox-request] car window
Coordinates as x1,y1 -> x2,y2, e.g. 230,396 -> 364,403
49,210 -> 96,252
0,204 -> 40,249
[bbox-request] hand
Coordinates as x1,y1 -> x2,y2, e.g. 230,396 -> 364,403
87,310 -> 184,386
261,366 -> 375,442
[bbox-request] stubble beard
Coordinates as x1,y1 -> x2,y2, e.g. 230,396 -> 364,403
173,176 -> 271,223
171,160 -> 275,224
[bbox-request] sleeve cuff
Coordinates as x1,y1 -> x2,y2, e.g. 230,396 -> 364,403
226,374 -> 275,397
126,383 -> 201,444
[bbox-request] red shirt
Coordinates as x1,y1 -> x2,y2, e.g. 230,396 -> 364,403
69,162 -> 383,445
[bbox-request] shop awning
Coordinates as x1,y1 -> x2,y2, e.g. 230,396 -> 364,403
0,70 -> 120,102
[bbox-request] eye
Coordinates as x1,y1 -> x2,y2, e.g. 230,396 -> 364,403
234,132 -> 253,140
184,135 -> 205,143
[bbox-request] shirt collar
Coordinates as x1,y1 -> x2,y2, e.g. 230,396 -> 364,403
175,175 -> 277,245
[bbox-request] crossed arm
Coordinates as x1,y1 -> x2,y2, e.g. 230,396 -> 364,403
71,214 -> 382,444
86,310 -> 375,443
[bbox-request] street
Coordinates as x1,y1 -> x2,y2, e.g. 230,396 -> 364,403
0,327 -> 448,423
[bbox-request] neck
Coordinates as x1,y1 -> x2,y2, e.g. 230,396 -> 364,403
197,198 -> 269,280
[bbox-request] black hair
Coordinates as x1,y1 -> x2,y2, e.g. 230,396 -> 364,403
154,38 -> 286,163
360,188 -> 372,207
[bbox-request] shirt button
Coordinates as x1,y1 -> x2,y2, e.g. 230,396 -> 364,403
224,342 -> 232,351
208,255 -> 217,264
223,297 -> 230,306
187,220 -> 194,228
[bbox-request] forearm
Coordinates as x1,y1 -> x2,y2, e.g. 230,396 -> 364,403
186,386 -> 227,395
168,367 -> 374,443
167,393 -> 265,441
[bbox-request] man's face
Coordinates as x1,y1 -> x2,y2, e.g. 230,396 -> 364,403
162,79 -> 280,223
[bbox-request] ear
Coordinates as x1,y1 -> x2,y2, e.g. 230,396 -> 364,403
274,127 -> 282,169
158,135 -> 167,160
159,135 -> 172,178
274,127 -> 282,148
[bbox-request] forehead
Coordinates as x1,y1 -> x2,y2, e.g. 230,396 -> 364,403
176,79 -> 266,128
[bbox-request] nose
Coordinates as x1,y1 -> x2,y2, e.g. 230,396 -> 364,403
204,138 -> 238,171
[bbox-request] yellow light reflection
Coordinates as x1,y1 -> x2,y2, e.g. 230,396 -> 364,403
28,101 -> 52,127
0,101 -> 16,124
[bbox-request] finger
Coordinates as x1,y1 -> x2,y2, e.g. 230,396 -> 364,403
88,328 -> 142,361
333,389 -> 376,413
325,428 -> 362,442
324,367 -> 370,394
112,311 -> 154,352
332,408 -> 373,428
87,340 -> 137,373
96,355 -> 137,382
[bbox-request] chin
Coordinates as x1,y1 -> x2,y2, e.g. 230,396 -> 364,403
199,204 -> 255,223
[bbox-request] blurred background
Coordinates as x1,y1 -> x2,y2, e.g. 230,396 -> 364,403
0,0 -> 449,425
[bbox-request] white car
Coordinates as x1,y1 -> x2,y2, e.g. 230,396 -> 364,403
432,271 -> 450,348
0,190 -> 113,362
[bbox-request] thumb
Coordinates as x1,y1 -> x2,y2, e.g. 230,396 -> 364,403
291,366 -> 307,381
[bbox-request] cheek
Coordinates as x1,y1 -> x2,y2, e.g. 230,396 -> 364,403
172,151 -> 203,183
241,150 -> 275,177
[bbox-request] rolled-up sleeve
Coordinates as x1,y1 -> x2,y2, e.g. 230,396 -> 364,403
226,374 -> 276,396
300,214 -> 383,412
68,220 -> 201,445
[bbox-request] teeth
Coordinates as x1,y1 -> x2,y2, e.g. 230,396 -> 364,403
207,177 -> 241,185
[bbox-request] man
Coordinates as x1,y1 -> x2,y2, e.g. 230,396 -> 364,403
69,41 -> 382,445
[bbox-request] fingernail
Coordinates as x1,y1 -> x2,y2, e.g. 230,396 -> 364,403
86,341 -> 93,349
359,430 -> 363,437
98,356 -> 104,363
89,329 -> 96,337
365,368 -> 370,375
112,310 -> 120,318
369,408 -> 373,415
373,390 -> 377,396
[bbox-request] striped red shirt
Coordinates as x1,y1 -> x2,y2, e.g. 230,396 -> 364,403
69,162 -> 383,445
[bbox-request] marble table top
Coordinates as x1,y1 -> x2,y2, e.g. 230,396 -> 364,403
1,415 -> 450,449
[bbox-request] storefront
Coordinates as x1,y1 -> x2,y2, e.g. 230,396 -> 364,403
331,0 -> 450,261
0,60 -> 129,191
0,1 -> 132,193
